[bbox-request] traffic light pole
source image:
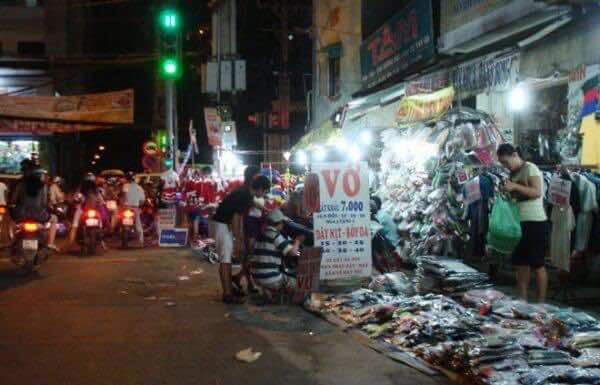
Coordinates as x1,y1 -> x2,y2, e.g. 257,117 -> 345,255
165,79 -> 175,170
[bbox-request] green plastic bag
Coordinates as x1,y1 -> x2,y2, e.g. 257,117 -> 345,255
486,194 -> 522,255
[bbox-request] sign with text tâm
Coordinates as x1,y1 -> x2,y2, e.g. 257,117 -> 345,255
313,162 -> 372,280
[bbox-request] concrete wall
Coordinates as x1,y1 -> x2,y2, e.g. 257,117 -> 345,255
520,14 -> 600,78
312,0 -> 362,130
0,4 -> 46,56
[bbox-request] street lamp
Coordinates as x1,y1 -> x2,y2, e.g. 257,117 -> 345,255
98,145 -> 106,151
94,154 -> 100,160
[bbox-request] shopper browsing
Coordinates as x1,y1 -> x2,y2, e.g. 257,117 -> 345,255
210,175 -> 271,304
497,144 -> 548,303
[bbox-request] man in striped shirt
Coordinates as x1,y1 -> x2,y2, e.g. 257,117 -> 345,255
251,209 -> 302,297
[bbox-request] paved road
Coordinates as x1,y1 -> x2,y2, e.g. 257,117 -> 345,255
0,248 -> 450,385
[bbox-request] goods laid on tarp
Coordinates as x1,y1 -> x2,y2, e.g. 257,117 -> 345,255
377,107 -> 505,262
312,279 -> 600,385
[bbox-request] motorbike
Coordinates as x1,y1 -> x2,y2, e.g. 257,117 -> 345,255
11,220 -> 49,275
78,208 -> 102,256
120,207 -> 137,248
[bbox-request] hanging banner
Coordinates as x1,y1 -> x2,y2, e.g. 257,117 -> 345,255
397,86 -> 455,123
450,53 -> 518,92
204,107 -> 222,147
360,0 -> 434,89
0,89 -> 133,124
0,119 -> 104,133
313,162 -> 372,281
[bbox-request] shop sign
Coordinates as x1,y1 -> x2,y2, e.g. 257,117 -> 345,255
143,141 -> 159,156
549,176 -> 572,207
158,208 -> 176,229
0,118 -> 101,134
159,228 -> 188,248
294,247 -> 323,303
204,107 -> 222,147
313,162 -> 372,281
360,0 -> 434,89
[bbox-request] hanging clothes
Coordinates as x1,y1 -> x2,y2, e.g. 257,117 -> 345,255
466,173 -> 495,257
572,173 -> 598,251
580,78 -> 600,168
550,205 -> 576,272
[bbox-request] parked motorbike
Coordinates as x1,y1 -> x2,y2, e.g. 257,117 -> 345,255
11,220 -> 49,275
78,208 -> 102,256
120,208 -> 137,248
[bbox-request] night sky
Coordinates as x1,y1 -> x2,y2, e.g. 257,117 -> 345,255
67,0 -> 312,174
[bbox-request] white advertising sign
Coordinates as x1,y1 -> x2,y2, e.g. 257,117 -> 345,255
158,208 -> 177,229
313,162 -> 372,280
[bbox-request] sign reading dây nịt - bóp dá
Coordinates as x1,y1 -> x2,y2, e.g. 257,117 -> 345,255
313,162 -> 372,281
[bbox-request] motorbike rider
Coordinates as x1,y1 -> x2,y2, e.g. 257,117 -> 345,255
120,172 -> 145,247
10,159 -> 58,251
66,173 -> 106,252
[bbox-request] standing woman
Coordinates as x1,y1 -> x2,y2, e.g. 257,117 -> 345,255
497,144 -> 548,302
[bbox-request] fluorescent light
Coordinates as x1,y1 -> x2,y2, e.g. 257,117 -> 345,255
283,151 -> 291,161
312,145 -> 326,162
360,131 -> 372,145
509,85 -> 529,111
296,150 -> 307,165
348,144 -> 361,161
380,87 -> 405,104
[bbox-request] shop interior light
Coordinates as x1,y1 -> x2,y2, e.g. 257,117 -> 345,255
509,85 -> 529,111
348,144 -> 361,162
283,151 -> 291,161
296,150 -> 307,165
312,145 -> 326,162
335,138 -> 348,150
360,131 -> 372,145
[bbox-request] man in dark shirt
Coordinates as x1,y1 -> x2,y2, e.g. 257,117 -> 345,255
210,175 -> 271,303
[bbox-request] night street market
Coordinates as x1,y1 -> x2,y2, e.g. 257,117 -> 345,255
1,1 -> 600,385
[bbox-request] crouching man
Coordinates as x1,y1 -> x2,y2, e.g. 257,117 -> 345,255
251,209 -> 303,301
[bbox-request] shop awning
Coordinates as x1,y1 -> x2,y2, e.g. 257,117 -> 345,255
291,120 -> 341,152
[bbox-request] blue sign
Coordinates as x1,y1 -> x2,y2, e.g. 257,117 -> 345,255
159,228 -> 188,247
360,0 -> 434,89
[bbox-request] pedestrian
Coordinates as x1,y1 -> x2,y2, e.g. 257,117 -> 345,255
234,165 -> 263,294
210,174 -> 271,304
497,143 -> 548,303
250,209 -> 303,302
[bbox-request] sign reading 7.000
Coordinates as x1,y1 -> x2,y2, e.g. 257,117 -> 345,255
313,162 -> 372,280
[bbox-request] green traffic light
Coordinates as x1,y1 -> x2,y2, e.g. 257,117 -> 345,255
160,58 -> 179,78
160,9 -> 179,29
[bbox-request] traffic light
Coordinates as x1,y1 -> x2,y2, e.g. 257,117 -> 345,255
158,8 -> 181,79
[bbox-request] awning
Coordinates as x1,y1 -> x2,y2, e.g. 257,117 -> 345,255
291,120 -> 341,152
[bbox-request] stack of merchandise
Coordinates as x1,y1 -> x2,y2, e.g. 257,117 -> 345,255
413,256 -> 491,295
377,108 -> 505,263
312,283 -> 600,385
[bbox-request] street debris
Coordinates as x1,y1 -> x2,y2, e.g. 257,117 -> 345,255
224,313 -> 230,318
120,290 -> 128,295
144,296 -> 157,301
189,269 -> 204,275
178,275 -> 190,281
165,301 -> 177,307
235,348 -> 262,363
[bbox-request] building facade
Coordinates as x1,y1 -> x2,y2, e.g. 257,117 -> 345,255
310,0 -> 362,131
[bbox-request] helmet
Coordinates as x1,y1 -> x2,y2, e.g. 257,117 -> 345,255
20,158 -> 34,173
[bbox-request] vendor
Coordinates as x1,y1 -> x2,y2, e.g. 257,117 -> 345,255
497,144 -> 548,303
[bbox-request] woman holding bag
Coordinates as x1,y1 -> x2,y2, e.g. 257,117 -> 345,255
497,144 -> 548,303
